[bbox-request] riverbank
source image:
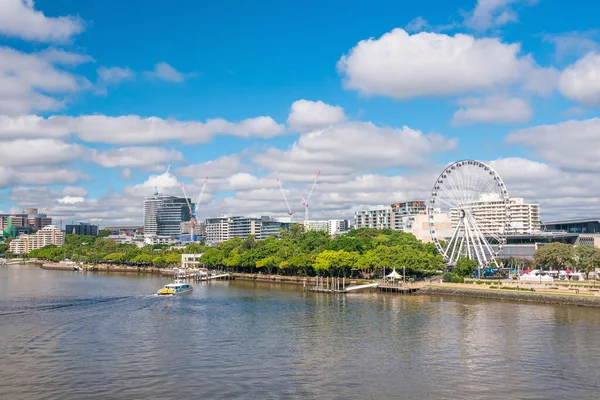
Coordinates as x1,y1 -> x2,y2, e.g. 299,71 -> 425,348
40,262 -> 173,276
421,285 -> 600,308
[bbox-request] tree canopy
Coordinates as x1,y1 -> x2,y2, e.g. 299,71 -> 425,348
25,229 -> 446,278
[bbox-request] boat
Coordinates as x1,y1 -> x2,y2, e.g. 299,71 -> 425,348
156,281 -> 193,296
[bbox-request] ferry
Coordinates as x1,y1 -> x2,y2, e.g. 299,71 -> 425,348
156,281 -> 193,296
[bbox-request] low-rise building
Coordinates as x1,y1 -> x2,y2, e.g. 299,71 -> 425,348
205,217 -> 231,244
9,225 -> 65,254
230,216 -> 262,239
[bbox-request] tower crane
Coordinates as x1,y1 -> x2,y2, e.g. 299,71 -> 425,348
300,171 -> 320,222
277,178 -> 295,220
179,177 -> 209,243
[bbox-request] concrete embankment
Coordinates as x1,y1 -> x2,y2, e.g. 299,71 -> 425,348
420,285 -> 600,308
41,263 -> 173,276
232,273 -> 314,285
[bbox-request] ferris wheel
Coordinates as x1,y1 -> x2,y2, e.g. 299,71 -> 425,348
428,160 -> 509,269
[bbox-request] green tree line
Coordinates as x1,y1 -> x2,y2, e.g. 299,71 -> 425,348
24,228 -> 446,277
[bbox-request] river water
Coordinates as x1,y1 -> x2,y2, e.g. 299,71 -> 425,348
1,265 -> 599,399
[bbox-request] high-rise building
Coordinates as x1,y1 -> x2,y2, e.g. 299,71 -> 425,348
230,216 -> 262,239
65,222 -> 99,236
144,196 -> 192,236
259,217 -> 292,240
9,225 -> 65,254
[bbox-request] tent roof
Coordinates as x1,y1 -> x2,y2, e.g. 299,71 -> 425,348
386,269 -> 402,278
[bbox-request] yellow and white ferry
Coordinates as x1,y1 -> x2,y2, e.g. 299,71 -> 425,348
156,281 -> 193,296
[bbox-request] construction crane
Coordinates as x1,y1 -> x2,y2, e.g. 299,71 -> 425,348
179,177 -> 208,243
194,177 -> 209,231
179,181 -> 195,241
300,171 -> 320,222
277,178 -> 295,220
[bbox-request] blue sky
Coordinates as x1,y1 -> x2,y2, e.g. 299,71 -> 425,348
0,0 -> 599,225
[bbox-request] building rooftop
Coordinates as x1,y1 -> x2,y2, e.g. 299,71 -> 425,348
542,218 -> 600,225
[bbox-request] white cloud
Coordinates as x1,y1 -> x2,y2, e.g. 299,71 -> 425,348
0,139 -> 84,166
505,118 -> 600,171
338,28 -> 550,99
175,155 -> 248,179
89,147 -> 184,169
560,106 -> 586,117
0,46 -> 85,115
145,62 -> 191,83
120,168 -> 133,180
97,66 -> 135,85
57,196 -> 85,204
38,48 -> 94,65
451,96 -> 532,124
405,16 -> 428,32
0,0 -> 84,42
465,0 -> 534,31
253,121 -> 457,174
0,114 -> 286,144
287,99 -> 347,132
0,166 -> 89,189
558,52 -> 600,105
542,30 -> 600,63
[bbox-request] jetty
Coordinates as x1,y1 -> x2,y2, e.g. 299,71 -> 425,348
309,277 -> 379,293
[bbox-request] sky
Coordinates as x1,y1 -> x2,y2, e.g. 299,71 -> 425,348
1,0 -> 600,226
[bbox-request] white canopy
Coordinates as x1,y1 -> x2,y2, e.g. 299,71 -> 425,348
385,269 -> 402,279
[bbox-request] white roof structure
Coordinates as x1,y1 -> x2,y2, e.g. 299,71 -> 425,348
385,269 -> 402,279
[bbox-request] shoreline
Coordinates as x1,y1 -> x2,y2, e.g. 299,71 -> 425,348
421,285 -> 600,308
24,262 -> 600,308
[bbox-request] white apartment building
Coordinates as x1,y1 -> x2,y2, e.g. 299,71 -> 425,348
304,219 -> 350,236
402,212 -> 451,243
9,225 -> 65,254
450,196 -> 540,235
303,220 -> 330,233
205,217 -> 231,244
354,207 -> 400,230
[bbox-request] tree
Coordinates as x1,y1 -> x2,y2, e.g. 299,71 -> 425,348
200,248 -> 224,268
453,258 -> 477,277
574,245 -> 599,272
98,229 -> 111,238
533,243 -> 574,270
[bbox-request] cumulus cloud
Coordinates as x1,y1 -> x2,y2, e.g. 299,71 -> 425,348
505,118 -> 600,171
175,155 -> 249,179
89,147 -> 184,169
287,99 -> 347,132
0,46 -> 86,115
0,114 -> 286,144
57,196 -> 85,204
559,52 -> 600,105
451,96 -> 532,125
337,29 -> 552,99
145,62 -> 192,83
542,30 -> 600,62
253,121 -> 457,174
0,139 -> 84,166
0,166 -> 89,189
0,0 -> 85,42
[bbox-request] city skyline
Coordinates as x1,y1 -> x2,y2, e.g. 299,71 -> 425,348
1,0 -> 599,226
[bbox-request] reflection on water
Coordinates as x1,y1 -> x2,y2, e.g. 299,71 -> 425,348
1,265 -> 599,400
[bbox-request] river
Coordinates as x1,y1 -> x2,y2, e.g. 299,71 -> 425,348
1,264 -> 599,399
